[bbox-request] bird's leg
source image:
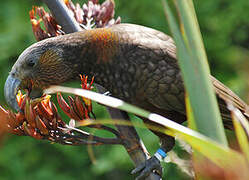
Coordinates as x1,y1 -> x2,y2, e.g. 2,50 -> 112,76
158,135 -> 175,153
132,133 -> 174,180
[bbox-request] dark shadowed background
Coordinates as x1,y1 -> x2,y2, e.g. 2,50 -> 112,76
0,0 -> 248,179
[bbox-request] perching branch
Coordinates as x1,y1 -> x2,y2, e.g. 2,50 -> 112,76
42,0 -> 82,33
62,125 -> 123,145
87,124 -> 121,138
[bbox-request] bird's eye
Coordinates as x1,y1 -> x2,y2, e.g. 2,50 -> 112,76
27,59 -> 36,67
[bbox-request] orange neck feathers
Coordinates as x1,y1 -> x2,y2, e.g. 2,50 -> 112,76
85,28 -> 119,63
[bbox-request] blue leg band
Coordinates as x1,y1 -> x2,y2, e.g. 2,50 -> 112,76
154,148 -> 167,161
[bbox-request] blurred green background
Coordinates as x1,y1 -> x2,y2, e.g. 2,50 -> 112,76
0,0 -> 248,179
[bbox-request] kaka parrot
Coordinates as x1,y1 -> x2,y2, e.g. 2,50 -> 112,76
4,23 -> 249,179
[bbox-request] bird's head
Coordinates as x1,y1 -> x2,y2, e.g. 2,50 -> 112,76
4,35 -> 84,111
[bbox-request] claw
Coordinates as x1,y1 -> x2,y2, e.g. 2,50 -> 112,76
131,156 -> 162,180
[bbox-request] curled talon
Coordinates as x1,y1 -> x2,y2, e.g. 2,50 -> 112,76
132,156 -> 162,180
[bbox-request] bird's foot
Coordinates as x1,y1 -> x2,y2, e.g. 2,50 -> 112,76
131,156 -> 163,180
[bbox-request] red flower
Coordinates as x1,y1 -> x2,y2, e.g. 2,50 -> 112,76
0,75 -> 95,144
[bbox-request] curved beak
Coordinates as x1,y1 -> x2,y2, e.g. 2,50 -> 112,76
4,75 -> 21,112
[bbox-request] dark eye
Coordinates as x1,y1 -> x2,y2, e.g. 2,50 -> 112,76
27,59 -> 35,67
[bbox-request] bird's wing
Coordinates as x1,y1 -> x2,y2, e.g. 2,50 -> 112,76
211,76 -> 249,128
112,23 -> 249,128
111,23 -> 177,59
